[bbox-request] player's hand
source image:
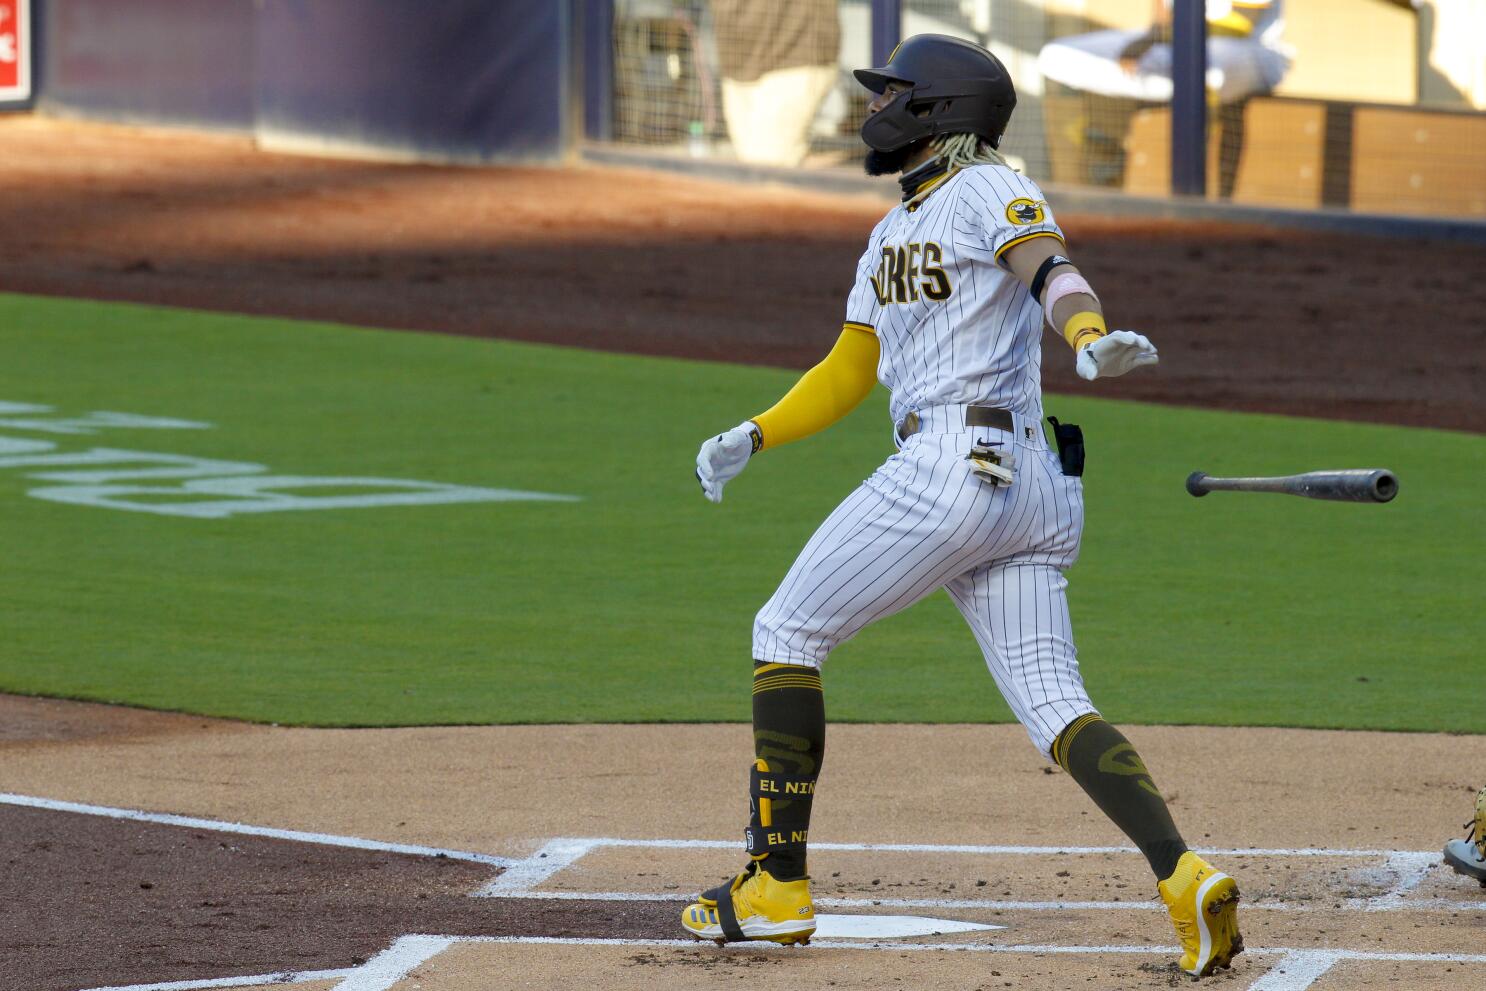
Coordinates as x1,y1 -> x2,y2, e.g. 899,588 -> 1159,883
1076,330 -> 1158,381
695,422 -> 759,503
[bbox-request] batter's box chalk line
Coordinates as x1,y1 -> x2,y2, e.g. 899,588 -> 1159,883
0,793 -> 513,867
76,939 -> 1486,991
5,794 -> 1479,991
477,835 -> 1486,914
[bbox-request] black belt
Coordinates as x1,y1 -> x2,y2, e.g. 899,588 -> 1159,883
897,405 -> 1014,441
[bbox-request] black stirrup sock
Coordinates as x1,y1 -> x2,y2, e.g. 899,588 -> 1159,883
749,661 -> 825,882
1053,714 -> 1188,881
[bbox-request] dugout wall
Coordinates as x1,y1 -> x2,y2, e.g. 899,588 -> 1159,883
33,0 -> 571,162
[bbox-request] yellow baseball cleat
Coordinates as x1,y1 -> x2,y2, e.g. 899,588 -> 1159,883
1158,852 -> 1244,977
681,862 -> 815,945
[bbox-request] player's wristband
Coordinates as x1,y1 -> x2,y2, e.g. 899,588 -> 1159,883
1062,311 -> 1107,351
744,421 -> 764,455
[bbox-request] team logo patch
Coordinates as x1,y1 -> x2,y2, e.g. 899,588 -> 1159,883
1006,198 -> 1046,226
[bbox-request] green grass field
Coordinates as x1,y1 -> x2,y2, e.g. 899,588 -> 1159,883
1,292 -> 1480,731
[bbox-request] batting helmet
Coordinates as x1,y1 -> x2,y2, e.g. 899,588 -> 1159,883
854,34 -> 1017,152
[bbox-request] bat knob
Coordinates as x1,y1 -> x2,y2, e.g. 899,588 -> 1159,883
1185,471 -> 1210,497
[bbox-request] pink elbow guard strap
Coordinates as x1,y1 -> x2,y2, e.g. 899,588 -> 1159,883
1043,271 -> 1097,322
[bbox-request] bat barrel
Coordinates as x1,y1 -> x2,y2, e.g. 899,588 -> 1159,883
1369,471 -> 1399,502
1186,469 -> 1398,503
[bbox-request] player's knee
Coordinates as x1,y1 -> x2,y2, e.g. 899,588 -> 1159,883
751,612 -> 829,668
1031,705 -> 1100,764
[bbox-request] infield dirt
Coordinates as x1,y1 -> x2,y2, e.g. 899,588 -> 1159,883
3,694 -> 1483,990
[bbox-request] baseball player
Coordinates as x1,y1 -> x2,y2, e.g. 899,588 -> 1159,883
680,35 -> 1243,978
1445,786 -> 1486,886
1038,0 -> 1291,106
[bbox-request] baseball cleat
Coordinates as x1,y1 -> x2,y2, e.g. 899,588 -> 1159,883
1444,785 -> 1486,885
1158,852 -> 1243,977
1444,784 -> 1480,885
681,862 -> 815,945
1444,839 -> 1486,885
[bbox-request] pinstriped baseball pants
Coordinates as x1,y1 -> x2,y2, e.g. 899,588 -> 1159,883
752,412 -> 1098,758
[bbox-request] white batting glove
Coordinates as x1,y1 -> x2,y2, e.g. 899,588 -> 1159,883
1076,330 -> 1159,381
695,421 -> 760,503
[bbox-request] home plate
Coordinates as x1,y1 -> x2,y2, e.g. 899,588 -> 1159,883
813,914 -> 1003,939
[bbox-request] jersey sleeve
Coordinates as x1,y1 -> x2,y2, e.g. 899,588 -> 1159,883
843,225 -> 886,333
961,169 -> 1066,268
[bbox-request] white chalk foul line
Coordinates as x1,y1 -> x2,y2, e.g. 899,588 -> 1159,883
333,935 -> 455,991
74,935 -> 1486,991
77,968 -> 354,991
477,838 -> 598,896
382,935 -> 1486,965
1362,850 -> 1445,910
1247,950 -> 1340,991
0,793 -> 512,868
480,887 -> 1486,914
481,836 -> 1473,913
573,837 -> 1434,858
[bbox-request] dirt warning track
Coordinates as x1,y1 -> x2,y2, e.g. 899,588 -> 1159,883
0,115 -> 1482,433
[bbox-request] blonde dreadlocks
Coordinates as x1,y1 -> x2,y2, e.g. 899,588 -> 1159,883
933,131 -> 1013,171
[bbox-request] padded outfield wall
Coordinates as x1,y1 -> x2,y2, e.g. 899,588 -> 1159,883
35,0 -> 570,161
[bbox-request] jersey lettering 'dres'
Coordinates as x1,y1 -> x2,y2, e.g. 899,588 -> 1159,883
869,241 -> 952,305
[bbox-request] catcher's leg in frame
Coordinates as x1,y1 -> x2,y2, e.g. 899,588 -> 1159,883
680,662 -> 823,944
1444,785 -> 1486,886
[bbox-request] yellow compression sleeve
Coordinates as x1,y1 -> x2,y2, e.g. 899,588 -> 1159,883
751,324 -> 880,450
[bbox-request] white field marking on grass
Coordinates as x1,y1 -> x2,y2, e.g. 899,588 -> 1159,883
1246,950 -> 1341,991
476,838 -> 599,896
76,968 -> 354,991
0,793 -> 512,868
333,935 -> 455,991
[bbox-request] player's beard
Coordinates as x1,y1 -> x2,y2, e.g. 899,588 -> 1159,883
864,141 -> 926,176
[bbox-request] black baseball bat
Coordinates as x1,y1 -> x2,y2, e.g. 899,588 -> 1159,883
1185,469 -> 1398,503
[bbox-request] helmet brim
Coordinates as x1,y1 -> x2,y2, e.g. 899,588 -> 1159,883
853,67 -> 908,94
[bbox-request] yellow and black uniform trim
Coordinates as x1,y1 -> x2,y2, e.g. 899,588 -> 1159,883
905,170 -> 954,212
753,662 -> 822,696
1051,714 -> 1188,880
843,320 -> 876,335
1052,712 -> 1102,771
753,675 -> 823,695
748,662 -> 824,880
1062,310 -> 1107,351
899,158 -> 954,212
995,230 -> 1065,264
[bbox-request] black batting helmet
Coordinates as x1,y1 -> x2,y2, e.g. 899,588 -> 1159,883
854,34 -> 1017,152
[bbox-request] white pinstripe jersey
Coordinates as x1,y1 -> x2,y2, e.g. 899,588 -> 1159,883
844,164 -> 1064,429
